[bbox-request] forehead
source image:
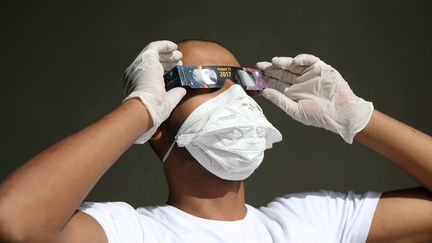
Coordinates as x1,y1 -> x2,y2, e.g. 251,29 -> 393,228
178,41 -> 241,67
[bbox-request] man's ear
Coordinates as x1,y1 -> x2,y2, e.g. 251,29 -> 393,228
148,123 -> 172,162
150,126 -> 164,141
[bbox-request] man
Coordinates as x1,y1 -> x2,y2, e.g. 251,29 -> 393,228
0,39 -> 431,243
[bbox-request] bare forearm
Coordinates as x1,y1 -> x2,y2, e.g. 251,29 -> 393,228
355,110 -> 432,191
0,99 -> 151,240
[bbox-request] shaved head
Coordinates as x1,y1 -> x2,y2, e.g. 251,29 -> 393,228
177,40 -> 241,67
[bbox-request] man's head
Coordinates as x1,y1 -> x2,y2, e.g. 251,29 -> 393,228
149,39 -> 241,181
178,39 -> 240,67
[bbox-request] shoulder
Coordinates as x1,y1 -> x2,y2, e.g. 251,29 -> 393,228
263,190 -> 381,211
255,191 -> 382,242
78,201 -> 139,224
78,201 -> 159,243
79,201 -> 136,213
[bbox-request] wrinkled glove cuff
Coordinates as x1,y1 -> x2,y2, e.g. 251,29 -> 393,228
340,100 -> 374,144
123,91 -> 160,144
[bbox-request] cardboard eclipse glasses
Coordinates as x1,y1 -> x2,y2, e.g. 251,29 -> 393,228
164,66 -> 268,91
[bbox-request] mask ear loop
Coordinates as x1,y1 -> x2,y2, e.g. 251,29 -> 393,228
162,140 -> 176,163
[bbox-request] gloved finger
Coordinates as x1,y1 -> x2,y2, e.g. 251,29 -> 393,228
148,40 -> 178,54
262,66 -> 298,84
273,55 -> 320,75
284,81 -> 321,101
165,87 -> 187,111
255,61 -> 273,70
266,77 -> 291,94
161,60 -> 182,72
293,54 -> 320,66
270,57 -> 293,70
159,50 -> 182,62
272,56 -> 307,75
293,62 -> 323,84
258,61 -> 298,84
262,88 -> 299,117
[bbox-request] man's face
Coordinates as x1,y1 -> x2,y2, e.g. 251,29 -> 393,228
166,41 -> 242,133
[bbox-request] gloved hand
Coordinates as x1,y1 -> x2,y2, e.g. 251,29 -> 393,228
256,54 -> 373,143
123,40 -> 186,144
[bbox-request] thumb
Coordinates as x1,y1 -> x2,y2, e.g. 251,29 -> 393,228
262,88 -> 299,117
165,87 -> 187,111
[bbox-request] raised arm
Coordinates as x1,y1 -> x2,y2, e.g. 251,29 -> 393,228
356,110 -> 432,242
256,54 -> 432,242
0,40 -> 185,243
356,110 -> 432,192
0,99 -> 151,243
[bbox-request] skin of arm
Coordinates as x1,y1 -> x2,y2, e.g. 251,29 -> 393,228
0,98 -> 151,243
356,110 -> 432,242
0,96 -> 430,242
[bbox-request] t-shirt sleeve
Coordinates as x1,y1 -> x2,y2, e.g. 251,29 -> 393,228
261,190 -> 381,243
78,201 -> 145,243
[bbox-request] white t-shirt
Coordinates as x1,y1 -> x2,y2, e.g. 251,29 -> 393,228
79,190 -> 381,243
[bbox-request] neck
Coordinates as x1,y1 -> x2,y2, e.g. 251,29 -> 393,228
166,169 -> 247,221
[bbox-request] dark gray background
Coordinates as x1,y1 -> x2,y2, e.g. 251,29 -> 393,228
1,1 -> 431,208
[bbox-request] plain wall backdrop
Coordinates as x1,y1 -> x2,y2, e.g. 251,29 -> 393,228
1,0 -> 431,208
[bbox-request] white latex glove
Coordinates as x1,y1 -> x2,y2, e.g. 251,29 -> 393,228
256,54 -> 373,143
123,40 -> 186,144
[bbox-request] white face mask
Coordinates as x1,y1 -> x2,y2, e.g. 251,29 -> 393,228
162,84 -> 282,181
